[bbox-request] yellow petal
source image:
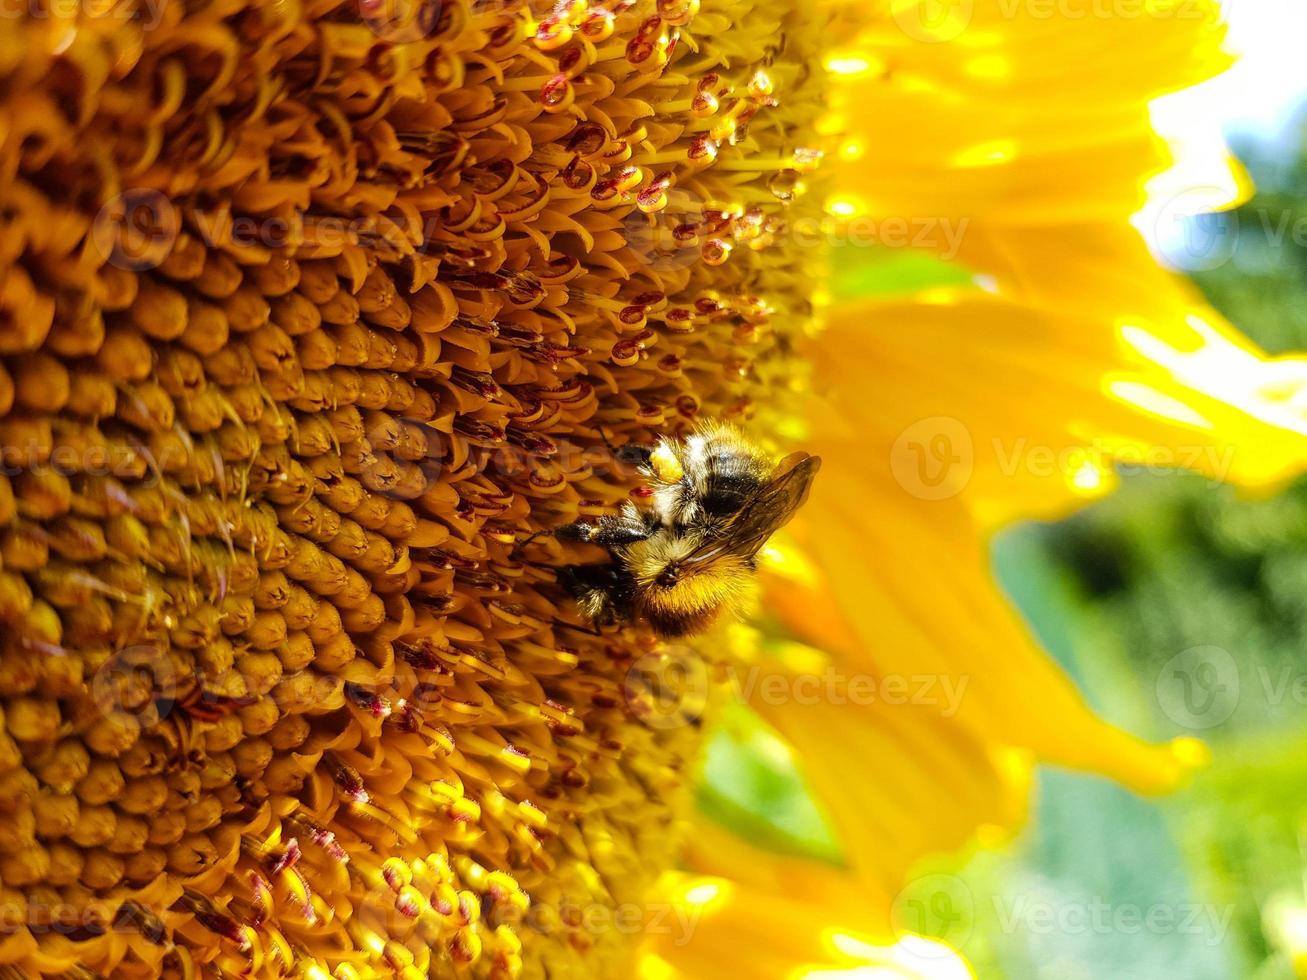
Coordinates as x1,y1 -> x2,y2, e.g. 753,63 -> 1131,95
817,284 -> 1307,527
767,501 -> 1204,794
826,0 -> 1231,225
731,657 -> 1027,891
641,859 -> 974,980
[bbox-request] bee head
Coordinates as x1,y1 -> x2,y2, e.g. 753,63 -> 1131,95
655,563 -> 681,587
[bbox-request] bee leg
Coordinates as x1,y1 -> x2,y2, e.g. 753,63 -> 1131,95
556,513 -> 650,547
552,521 -> 595,543
516,512 -> 648,557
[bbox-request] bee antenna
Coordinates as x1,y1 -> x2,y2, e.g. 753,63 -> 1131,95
553,619 -> 603,638
515,528 -> 555,550
594,424 -> 618,455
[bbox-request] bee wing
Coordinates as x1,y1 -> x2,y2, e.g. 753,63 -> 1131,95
682,452 -> 822,566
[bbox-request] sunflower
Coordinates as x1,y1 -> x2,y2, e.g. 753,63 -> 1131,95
0,0 -> 1296,976
0,0 -> 825,975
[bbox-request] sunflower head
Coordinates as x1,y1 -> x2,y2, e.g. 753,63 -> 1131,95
0,0 -> 831,974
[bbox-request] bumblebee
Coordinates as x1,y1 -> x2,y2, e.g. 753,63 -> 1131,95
549,424 -> 821,638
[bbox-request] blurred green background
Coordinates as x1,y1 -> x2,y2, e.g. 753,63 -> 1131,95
697,109 -> 1307,979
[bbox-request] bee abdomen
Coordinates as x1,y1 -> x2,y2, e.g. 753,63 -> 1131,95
643,604 -> 720,639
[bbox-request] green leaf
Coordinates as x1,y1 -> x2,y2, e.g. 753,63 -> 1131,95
696,703 -> 843,865
832,243 -> 977,300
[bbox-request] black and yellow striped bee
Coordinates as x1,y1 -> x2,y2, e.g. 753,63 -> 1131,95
553,424 -> 820,638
